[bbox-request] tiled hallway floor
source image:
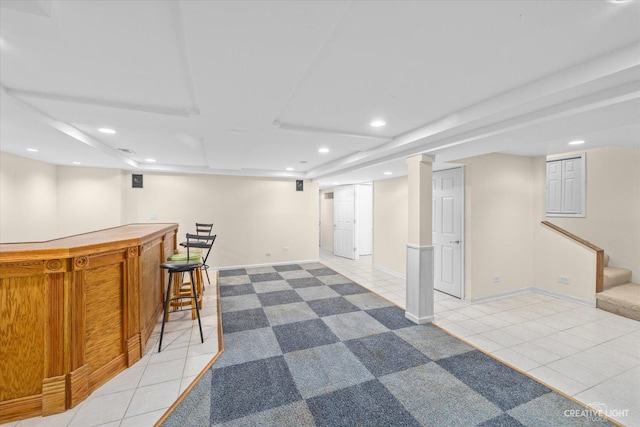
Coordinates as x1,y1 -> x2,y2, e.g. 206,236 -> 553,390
4,252 -> 639,426
319,250 -> 640,427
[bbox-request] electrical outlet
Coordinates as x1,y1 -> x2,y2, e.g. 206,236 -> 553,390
283,246 -> 289,251
150,213 -> 158,220
265,252 -> 271,257
558,275 -> 570,284
492,275 -> 501,283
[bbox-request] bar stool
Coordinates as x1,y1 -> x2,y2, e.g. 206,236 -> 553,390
158,233 -> 206,352
165,252 -> 204,320
180,234 -> 217,285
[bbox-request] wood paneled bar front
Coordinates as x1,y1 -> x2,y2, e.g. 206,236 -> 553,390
0,223 -> 178,423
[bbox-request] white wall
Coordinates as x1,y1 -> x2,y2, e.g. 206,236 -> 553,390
0,154 -> 319,267
373,176 -> 408,276
538,147 -> 640,282
57,166 -> 124,237
458,153 -> 535,301
0,152 -> 59,242
320,189 -> 334,250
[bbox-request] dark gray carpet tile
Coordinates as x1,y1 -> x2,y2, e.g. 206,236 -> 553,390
322,311 -> 389,341
294,285 -> 341,301
252,280 -> 292,294
212,401 -> 316,427
344,332 -> 430,377
249,272 -> 283,282
307,267 -> 338,277
273,318 -> 340,353
286,276 -> 325,289
257,289 -> 304,307
306,379 -> 421,427
478,413 -> 526,427
300,262 -> 326,270
317,274 -> 354,285
365,306 -> 416,330
219,268 -> 247,277
395,324 -> 474,360
436,350 -> 552,411
219,283 -> 255,297
221,307 -> 270,334
284,342 -> 375,399
263,302 -> 318,326
219,275 -> 251,286
273,264 -> 303,272
246,266 -> 277,274
307,296 -> 360,317
162,369 -> 212,427
507,392 -> 615,426
329,282 -> 369,296
221,294 -> 261,313
345,292 -> 394,310
214,327 -> 282,369
379,363 -> 503,427
209,356 -> 301,424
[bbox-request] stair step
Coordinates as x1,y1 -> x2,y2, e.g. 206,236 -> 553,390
597,282 -> 640,322
603,266 -> 632,290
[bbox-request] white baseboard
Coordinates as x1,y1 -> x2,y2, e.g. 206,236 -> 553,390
467,286 -> 595,307
467,287 -> 533,304
532,288 -> 596,307
217,259 -> 321,271
372,263 -> 406,279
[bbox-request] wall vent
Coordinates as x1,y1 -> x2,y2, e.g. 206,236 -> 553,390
118,148 -> 136,154
324,192 -> 334,200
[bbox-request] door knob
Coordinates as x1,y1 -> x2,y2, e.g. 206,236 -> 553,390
450,240 -> 460,244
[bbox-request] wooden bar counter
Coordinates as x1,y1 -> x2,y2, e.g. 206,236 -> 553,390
0,223 -> 178,423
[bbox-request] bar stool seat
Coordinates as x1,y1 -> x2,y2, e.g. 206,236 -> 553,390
166,252 -> 204,317
158,233 -> 207,352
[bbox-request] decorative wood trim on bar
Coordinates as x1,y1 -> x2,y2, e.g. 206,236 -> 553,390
0,395 -> 42,424
67,365 -> 89,409
540,221 -> 604,293
126,334 -> 142,366
0,223 -> 179,423
41,375 -> 66,416
45,272 -> 65,379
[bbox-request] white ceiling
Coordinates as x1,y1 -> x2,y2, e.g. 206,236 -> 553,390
1,0 -> 639,187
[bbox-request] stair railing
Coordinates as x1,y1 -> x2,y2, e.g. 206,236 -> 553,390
541,221 -> 604,293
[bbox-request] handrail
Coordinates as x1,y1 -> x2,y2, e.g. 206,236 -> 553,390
540,221 -> 604,293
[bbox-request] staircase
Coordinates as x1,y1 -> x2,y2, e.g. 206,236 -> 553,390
596,254 -> 640,321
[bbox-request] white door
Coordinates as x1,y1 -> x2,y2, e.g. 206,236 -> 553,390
433,167 -> 463,298
356,184 -> 373,256
334,185 -> 357,260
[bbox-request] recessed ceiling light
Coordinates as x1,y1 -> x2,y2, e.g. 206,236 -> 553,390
607,0 -> 631,4
286,167 -> 294,171
72,161 -> 81,165
145,158 -> 156,162
384,171 -> 393,175
332,182 -> 340,186
318,147 -> 330,154
98,128 -> 116,134
370,119 -> 386,128
568,140 -> 585,145
26,148 -> 38,152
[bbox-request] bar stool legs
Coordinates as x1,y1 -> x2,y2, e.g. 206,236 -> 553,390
158,269 -> 204,352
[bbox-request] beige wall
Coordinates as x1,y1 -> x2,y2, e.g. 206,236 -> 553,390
538,147 -> 640,282
373,176 -> 408,276
1,152 -> 59,242
0,153 -> 319,267
57,166 -> 124,237
458,153 -> 535,300
320,189 -> 334,250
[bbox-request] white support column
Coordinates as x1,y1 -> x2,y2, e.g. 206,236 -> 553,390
405,154 -> 435,324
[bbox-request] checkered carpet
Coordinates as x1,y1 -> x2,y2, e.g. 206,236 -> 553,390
162,263 -> 611,426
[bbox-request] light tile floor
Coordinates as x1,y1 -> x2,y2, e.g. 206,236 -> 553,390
4,252 -> 639,426
320,250 -> 640,427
